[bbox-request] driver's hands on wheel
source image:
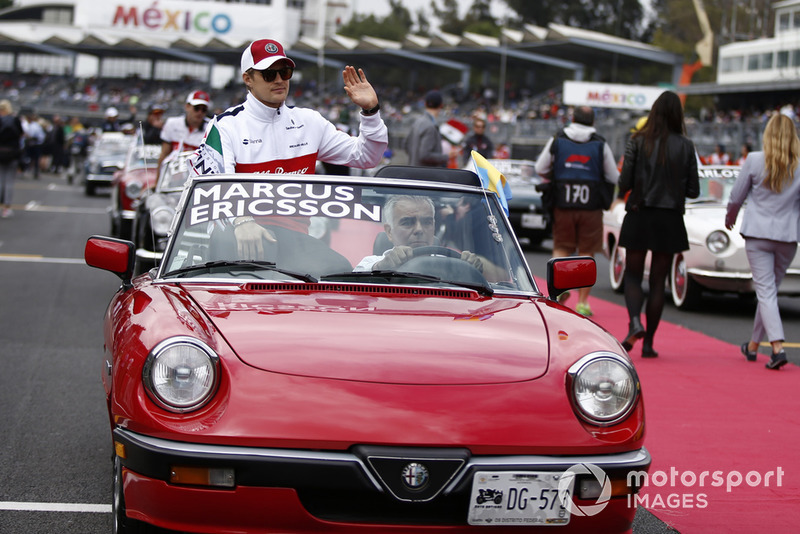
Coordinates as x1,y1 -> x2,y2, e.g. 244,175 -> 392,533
373,246 -> 483,272
233,219 -> 277,260
373,245 -> 414,270
459,250 -> 483,273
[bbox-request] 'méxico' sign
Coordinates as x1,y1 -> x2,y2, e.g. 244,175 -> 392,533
563,81 -> 668,111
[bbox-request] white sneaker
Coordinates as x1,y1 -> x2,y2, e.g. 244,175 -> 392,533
2,208 -> 12,218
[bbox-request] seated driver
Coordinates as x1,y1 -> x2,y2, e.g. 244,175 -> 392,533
354,195 -> 483,272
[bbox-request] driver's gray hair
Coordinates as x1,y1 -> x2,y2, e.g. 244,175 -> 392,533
382,195 -> 436,227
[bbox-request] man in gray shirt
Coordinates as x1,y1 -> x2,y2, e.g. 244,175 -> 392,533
404,90 -> 449,167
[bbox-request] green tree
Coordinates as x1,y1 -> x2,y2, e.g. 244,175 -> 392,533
338,0 -> 413,41
432,0 -> 501,37
502,0 -> 652,41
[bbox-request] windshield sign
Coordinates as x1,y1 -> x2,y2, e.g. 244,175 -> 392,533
188,182 -> 381,225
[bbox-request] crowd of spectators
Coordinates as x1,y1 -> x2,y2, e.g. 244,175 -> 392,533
2,71 -> 797,172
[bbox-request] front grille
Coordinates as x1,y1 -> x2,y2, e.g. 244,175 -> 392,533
298,487 -> 470,525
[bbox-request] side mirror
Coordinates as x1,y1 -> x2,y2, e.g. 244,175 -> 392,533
546,256 -> 596,301
85,235 -> 135,289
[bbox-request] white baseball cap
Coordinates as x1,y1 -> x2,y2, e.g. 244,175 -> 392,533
186,90 -> 211,107
241,39 -> 296,74
105,107 -> 118,118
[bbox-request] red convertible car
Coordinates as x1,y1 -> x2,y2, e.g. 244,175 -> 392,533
86,167 -> 649,533
110,143 -> 162,241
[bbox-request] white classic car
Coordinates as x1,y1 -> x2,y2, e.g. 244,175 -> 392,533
603,164 -> 800,309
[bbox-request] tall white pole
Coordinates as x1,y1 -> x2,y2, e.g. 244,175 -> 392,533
317,0 -> 328,101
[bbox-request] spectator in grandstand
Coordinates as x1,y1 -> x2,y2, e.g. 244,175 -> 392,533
535,105 -> 619,317
708,143 -> 730,165
21,109 -> 45,179
405,90 -> 451,167
726,113 -> 800,370
0,100 -> 23,217
616,91 -> 699,358
142,104 -> 165,145
461,116 -> 494,166
735,142 -> 752,166
158,90 -> 211,171
102,107 -> 121,132
190,37 -> 388,260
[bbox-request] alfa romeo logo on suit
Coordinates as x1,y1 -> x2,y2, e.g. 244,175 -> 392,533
401,462 -> 429,490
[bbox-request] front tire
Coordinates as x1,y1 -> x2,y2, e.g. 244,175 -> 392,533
113,456 -> 142,534
670,253 -> 701,309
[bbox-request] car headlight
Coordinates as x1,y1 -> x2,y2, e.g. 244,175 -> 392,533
150,206 -> 175,235
567,352 -> 639,426
142,337 -> 219,413
706,230 -> 730,254
126,180 -> 144,200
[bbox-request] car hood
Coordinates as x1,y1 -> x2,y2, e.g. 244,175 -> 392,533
685,203 -> 745,241
183,286 -> 549,385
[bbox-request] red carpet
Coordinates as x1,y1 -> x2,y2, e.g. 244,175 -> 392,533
572,291 -> 800,532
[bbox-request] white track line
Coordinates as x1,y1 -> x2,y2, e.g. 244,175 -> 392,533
0,255 -> 85,264
0,501 -> 111,513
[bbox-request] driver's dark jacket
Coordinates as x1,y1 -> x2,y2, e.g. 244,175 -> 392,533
618,133 -> 699,213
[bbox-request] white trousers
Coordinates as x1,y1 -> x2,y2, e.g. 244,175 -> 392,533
745,237 -> 798,343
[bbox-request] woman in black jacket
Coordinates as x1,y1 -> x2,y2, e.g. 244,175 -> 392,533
617,91 -> 700,357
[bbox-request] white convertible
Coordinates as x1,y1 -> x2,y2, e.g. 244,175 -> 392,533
603,164 -> 800,309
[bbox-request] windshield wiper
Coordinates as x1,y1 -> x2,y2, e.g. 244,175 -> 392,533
163,260 -> 317,282
321,270 -> 493,296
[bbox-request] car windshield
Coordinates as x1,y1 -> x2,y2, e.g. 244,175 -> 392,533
159,151 -> 193,191
159,176 -> 536,294
488,159 -> 541,188
92,136 -> 131,157
124,144 -> 161,171
694,165 -> 740,204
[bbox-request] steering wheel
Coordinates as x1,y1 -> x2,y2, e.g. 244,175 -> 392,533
411,245 -> 461,259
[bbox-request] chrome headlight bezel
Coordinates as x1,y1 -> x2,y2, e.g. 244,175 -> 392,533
142,336 -> 220,413
567,352 -> 640,426
706,230 -> 730,254
150,206 -> 176,236
125,180 -> 144,200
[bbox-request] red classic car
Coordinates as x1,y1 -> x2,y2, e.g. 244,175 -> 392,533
85,166 -> 649,533
109,143 -> 162,241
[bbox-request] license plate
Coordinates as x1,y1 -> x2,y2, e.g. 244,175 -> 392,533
521,214 -> 546,229
468,472 -> 572,526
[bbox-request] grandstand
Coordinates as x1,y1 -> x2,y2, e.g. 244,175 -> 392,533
0,0 -> 785,162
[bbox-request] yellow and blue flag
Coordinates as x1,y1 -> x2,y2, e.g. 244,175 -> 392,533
471,150 -> 512,215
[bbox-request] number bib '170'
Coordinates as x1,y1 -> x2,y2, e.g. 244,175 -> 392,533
555,179 -> 606,210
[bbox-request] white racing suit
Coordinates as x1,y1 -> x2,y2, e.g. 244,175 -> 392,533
190,92 -> 388,176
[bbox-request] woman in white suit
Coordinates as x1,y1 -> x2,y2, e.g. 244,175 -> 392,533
726,113 -> 800,370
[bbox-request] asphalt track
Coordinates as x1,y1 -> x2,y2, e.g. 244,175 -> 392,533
2,172 -> 797,533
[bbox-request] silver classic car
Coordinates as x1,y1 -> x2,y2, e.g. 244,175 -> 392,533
487,159 -> 551,247
603,164 -> 800,309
